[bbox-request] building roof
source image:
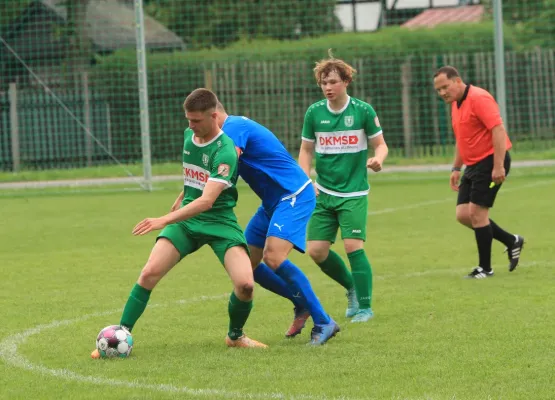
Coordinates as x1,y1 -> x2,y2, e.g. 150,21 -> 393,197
2,0 -> 184,60
388,0 -> 478,9
40,0 -> 185,51
401,5 -> 485,28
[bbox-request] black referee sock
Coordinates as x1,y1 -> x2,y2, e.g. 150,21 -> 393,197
474,224 -> 493,271
489,219 -> 515,248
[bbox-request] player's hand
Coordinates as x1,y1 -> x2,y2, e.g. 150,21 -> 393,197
492,166 -> 506,185
132,217 -> 168,236
367,157 -> 382,172
312,182 -> 319,196
449,171 -> 460,192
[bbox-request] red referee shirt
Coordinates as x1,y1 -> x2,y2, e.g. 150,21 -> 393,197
451,85 -> 512,166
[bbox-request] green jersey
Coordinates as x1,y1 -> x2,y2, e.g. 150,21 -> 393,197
302,96 -> 383,197
181,128 -> 239,221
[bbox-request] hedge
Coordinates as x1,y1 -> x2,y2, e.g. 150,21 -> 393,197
90,22 -> 523,161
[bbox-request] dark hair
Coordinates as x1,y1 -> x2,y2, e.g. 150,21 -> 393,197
183,88 -> 218,113
433,66 -> 461,79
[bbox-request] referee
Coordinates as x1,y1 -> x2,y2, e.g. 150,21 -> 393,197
433,66 -> 524,279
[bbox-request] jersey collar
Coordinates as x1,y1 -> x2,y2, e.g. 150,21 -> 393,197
456,85 -> 471,109
192,130 -> 224,147
327,96 -> 351,115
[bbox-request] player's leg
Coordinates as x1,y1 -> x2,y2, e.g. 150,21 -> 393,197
456,173 -> 473,228
457,168 -> 522,265
92,224 -> 194,358
466,153 -> 522,277
307,193 -> 355,292
461,163 -> 494,278
245,206 -> 305,309
488,153 -> 524,271
307,193 -> 357,317
247,242 -> 310,338
120,224 -> 197,331
468,200 -> 494,278
211,231 -> 267,348
338,196 -> 373,322
264,187 -> 339,345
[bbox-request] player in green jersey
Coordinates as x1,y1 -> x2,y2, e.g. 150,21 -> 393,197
298,51 -> 389,323
92,89 -> 266,358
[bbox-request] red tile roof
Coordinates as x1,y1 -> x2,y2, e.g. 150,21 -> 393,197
402,5 -> 485,28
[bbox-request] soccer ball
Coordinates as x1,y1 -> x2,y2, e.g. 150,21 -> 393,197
96,325 -> 133,358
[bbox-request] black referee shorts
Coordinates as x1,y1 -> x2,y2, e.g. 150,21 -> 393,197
457,152 -> 511,208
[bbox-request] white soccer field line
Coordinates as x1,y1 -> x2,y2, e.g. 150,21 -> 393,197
1,159 -> 554,190
0,294 -> 358,400
0,259 -> 548,400
368,178 -> 555,216
1,177 -> 553,399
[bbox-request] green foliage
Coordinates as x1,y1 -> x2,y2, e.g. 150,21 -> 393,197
147,0 -> 339,49
98,22 -> 513,65
0,0 -> 31,29
482,0 -> 547,23
481,0 -> 555,47
90,22 -> 521,162
520,0 -> 555,48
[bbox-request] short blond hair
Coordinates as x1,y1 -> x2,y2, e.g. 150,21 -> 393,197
313,49 -> 357,86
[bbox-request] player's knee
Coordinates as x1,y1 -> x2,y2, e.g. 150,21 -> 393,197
308,245 -> 328,264
456,207 -> 471,227
469,205 -> 489,227
138,264 -> 162,290
262,248 -> 287,269
344,241 -> 363,254
236,281 -> 254,299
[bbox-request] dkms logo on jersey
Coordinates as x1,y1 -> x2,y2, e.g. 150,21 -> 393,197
319,135 -> 359,146
184,167 -> 209,183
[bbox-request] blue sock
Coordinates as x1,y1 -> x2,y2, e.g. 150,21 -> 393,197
253,263 -> 304,309
275,260 -> 330,325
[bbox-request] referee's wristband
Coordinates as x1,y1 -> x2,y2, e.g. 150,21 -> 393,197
451,167 -> 462,172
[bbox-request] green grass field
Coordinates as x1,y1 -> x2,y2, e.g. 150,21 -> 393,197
1,167 -> 554,400
1,144 -> 554,183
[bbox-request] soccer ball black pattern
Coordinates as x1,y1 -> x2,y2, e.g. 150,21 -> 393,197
96,325 -> 133,358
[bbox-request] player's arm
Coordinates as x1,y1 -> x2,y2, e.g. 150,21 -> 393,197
452,145 -> 463,170
132,181 -> 227,236
299,108 -> 316,178
170,191 -> 184,212
450,145 -> 463,192
298,139 -> 314,178
163,181 -> 226,223
367,134 -> 388,172
473,95 -> 506,184
366,109 -> 387,172
491,124 -> 507,184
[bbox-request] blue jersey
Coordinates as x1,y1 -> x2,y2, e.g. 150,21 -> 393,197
223,115 -> 311,210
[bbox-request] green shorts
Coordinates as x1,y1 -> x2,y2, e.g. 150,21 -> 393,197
307,192 -> 368,243
157,217 -> 249,265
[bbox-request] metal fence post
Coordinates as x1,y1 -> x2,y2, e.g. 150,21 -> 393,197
134,0 -> 152,191
493,0 -> 507,123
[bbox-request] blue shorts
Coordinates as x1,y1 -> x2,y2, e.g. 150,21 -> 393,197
245,184 -> 316,253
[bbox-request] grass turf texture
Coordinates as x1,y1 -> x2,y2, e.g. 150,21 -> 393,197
1,167 -> 554,400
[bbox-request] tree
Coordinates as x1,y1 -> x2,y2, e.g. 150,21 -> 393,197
521,0 -> 555,47
0,0 -> 31,29
65,0 -> 92,74
482,0 -> 547,24
148,0 -> 340,50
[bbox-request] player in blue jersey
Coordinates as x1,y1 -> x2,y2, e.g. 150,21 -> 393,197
215,103 -> 340,345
